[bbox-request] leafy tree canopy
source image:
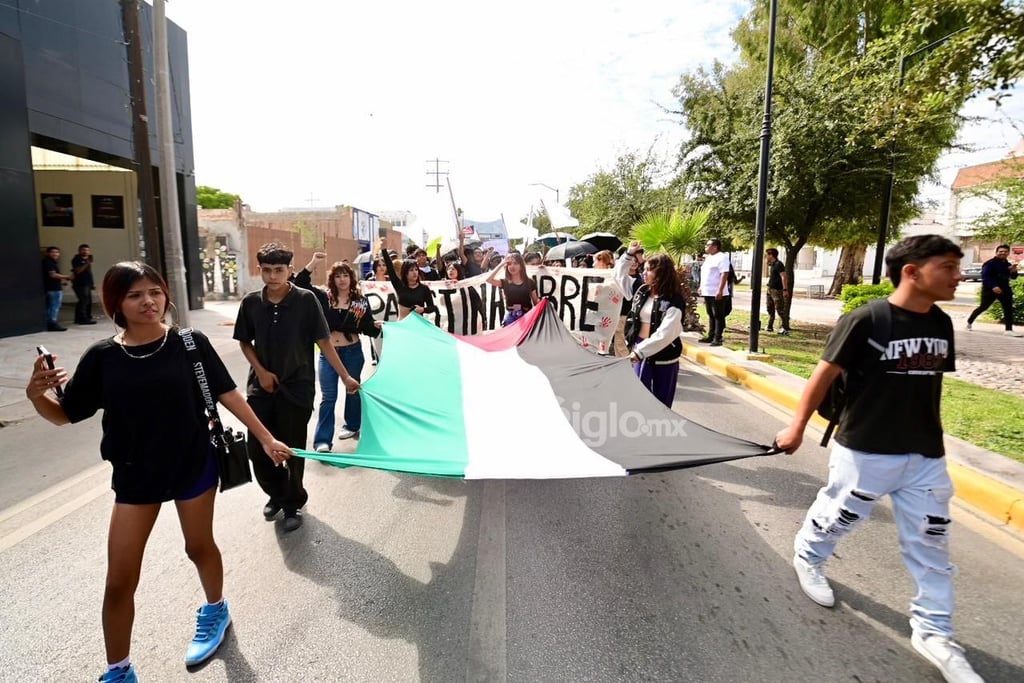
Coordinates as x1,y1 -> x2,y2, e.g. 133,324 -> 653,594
197,185 -> 241,209
567,148 -> 682,238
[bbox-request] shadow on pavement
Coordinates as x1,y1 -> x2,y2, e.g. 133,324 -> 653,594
274,475 -> 476,682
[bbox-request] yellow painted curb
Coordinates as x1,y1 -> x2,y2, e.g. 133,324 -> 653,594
947,462 -> 1024,531
682,342 -> 1024,530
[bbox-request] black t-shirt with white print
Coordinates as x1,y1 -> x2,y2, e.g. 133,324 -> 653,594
823,302 -> 955,458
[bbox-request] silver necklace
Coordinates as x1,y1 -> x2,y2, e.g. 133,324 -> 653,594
117,327 -> 169,359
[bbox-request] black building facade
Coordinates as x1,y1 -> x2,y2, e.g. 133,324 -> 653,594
0,0 -> 201,336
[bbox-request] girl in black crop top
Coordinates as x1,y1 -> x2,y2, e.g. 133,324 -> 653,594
25,261 -> 294,681
486,252 -> 539,326
379,241 -> 437,320
296,253 -> 382,448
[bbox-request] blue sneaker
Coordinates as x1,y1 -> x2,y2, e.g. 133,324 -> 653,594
184,600 -> 232,666
98,664 -> 137,682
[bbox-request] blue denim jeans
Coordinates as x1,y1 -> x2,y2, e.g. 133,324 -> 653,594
795,444 -> 956,638
45,290 -> 62,323
314,344 -> 365,446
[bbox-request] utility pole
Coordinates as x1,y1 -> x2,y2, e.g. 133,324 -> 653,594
748,0 -> 778,355
305,192 -> 320,208
152,0 -> 189,326
120,0 -> 161,271
426,158 -> 449,193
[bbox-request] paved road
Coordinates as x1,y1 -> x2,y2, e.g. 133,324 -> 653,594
1,348 -> 1022,682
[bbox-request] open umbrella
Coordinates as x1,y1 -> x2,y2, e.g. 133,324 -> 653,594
544,240 -> 597,262
353,250 -> 374,265
579,232 -> 622,253
535,231 -> 577,247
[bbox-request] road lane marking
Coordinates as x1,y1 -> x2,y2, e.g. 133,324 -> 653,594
0,481 -> 110,552
0,461 -> 108,524
465,480 -> 507,682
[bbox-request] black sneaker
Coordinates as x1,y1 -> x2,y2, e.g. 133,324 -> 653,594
283,509 -> 303,532
263,500 -> 282,520
710,340 -> 723,347
697,337 -> 713,344
47,322 -> 68,332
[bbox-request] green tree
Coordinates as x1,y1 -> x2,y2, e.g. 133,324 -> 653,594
196,185 -> 241,209
522,209 -> 552,234
673,0 -> 1024,294
567,148 -> 681,238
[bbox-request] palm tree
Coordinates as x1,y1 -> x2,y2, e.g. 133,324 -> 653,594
628,207 -> 710,332
629,206 -> 709,260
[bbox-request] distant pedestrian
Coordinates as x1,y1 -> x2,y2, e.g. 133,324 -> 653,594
765,248 -> 791,335
26,261 -> 293,683
698,238 -> 730,346
72,243 -> 98,325
41,246 -> 72,331
966,243 -> 1020,336
776,235 -> 985,683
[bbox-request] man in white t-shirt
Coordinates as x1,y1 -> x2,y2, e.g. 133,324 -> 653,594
698,239 -> 731,346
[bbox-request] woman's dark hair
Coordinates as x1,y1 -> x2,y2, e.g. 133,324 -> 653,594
102,261 -> 171,328
371,258 -> 388,279
644,254 -> 681,298
400,259 -> 420,286
885,235 -> 963,286
327,261 -> 361,306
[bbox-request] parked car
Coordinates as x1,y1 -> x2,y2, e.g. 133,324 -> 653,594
961,263 -> 983,282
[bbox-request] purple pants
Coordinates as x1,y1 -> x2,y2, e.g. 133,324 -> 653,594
634,359 -> 679,407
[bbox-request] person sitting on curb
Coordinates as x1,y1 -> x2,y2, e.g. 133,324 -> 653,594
775,235 -> 985,683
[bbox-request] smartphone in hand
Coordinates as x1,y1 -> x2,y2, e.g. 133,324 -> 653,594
36,345 -> 64,399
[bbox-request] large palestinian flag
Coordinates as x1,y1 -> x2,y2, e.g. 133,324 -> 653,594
299,299 -> 773,477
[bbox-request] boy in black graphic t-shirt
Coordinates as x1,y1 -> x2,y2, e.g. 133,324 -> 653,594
776,235 -> 984,683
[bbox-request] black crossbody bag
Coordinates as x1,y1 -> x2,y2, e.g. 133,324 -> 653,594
179,328 -> 252,492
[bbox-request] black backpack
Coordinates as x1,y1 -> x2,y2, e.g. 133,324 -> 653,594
817,299 -> 892,447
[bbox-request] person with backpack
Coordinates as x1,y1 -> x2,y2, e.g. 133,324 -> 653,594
775,235 -> 984,683
698,238 -> 731,346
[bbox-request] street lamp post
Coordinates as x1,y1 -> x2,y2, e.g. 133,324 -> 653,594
871,27 -> 968,284
530,182 -> 559,203
748,0 -> 779,354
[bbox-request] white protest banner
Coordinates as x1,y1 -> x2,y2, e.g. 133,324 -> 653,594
359,266 -> 625,353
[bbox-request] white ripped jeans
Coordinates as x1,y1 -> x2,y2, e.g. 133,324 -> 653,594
794,443 -> 956,638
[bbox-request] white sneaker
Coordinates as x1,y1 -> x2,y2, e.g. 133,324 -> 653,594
314,443 -> 331,453
337,428 -> 359,440
1004,330 -> 1022,337
911,632 -> 984,683
793,555 -> 835,607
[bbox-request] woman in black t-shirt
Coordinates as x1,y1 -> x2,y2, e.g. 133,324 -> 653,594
25,262 -> 292,683
486,252 -> 539,326
296,253 -> 382,449
379,240 -> 438,320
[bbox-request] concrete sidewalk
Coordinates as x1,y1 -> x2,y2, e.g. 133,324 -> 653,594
1,299 -> 1021,534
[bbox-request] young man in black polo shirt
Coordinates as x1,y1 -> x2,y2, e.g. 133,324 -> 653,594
775,235 -> 983,683
234,243 -> 359,531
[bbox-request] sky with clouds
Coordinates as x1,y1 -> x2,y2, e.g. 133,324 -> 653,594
166,0 -> 1022,228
